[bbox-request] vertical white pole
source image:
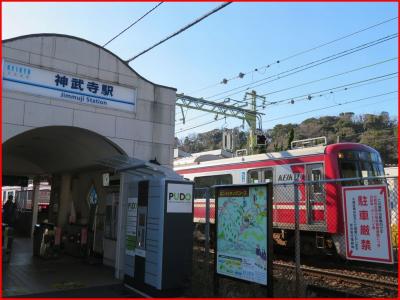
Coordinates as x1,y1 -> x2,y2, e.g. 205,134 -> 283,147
31,178 -> 40,238
115,173 -> 126,279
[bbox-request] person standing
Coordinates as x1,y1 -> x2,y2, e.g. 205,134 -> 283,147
3,195 -> 17,227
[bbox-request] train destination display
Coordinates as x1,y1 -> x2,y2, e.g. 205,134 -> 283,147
342,185 -> 393,264
216,184 -> 269,285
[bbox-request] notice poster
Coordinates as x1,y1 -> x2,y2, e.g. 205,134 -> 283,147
125,197 -> 138,256
342,185 -> 393,264
216,185 -> 268,285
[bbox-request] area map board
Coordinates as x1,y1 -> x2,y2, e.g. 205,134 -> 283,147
215,183 -> 272,287
342,185 -> 393,264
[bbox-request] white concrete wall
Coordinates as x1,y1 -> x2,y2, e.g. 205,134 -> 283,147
2,34 -> 176,166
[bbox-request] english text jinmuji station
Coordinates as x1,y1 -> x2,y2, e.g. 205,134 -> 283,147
2,34 -> 194,296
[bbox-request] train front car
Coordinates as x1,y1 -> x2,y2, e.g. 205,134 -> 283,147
323,143 -> 386,258
174,141 -> 387,260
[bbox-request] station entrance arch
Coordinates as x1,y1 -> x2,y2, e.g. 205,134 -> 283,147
2,33 -> 178,296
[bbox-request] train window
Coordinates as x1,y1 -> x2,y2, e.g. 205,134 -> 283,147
248,170 -> 260,183
248,168 -> 273,183
311,169 -> 323,193
361,161 -> 373,177
194,175 -> 232,198
7,191 -> 15,201
340,161 -> 359,181
264,169 -> 273,182
194,175 -> 233,188
373,163 -> 384,176
339,150 -> 384,186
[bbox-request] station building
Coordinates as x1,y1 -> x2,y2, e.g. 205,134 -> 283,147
2,34 -> 189,289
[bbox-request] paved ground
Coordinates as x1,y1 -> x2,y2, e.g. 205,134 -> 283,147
2,237 -> 142,297
11,284 -> 140,298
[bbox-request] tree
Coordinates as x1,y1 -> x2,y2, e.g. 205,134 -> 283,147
287,128 -> 294,150
177,112 -> 397,165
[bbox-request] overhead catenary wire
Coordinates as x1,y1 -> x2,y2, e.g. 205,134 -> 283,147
268,75 -> 397,108
262,91 -> 397,124
103,2 -> 164,47
176,92 -> 397,134
256,57 -> 397,99
175,74 -> 397,127
176,56 -> 397,124
176,115 -> 227,134
258,72 -> 398,108
176,69 -> 397,126
125,2 -> 232,63
204,33 -> 398,101
175,95 -> 245,125
187,16 -> 398,94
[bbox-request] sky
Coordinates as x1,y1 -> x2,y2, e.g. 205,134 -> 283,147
2,2 -> 398,140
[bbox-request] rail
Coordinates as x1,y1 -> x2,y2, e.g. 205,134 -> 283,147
274,261 -> 398,293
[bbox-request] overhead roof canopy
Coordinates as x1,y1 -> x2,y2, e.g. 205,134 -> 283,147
3,126 -> 125,176
98,155 -> 182,180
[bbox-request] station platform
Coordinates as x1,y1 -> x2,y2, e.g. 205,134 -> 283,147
2,237 -> 141,297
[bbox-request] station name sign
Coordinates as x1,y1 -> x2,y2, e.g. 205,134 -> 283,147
2,60 -> 136,112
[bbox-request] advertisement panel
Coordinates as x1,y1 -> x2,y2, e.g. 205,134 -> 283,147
125,197 -> 138,256
167,183 -> 193,213
3,60 -> 136,112
216,184 -> 269,285
342,185 -> 393,263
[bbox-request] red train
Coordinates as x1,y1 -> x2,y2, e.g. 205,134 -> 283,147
174,139 -> 386,257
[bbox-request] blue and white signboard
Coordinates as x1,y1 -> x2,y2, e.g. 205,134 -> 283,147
2,60 -> 136,112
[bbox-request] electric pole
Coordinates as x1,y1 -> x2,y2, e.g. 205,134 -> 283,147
244,90 -> 265,154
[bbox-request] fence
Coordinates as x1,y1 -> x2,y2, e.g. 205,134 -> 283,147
190,176 -> 398,297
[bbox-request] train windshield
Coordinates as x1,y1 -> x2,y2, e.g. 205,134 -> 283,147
338,150 -> 384,185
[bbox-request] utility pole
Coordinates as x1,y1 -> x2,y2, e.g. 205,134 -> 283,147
244,90 -> 265,154
176,92 -> 264,155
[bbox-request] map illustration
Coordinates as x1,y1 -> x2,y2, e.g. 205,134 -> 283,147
216,185 -> 268,285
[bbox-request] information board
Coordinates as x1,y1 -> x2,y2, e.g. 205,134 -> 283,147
125,197 -> 138,256
342,185 -> 393,263
215,184 -> 270,285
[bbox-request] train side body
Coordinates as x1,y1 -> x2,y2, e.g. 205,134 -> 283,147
174,143 -> 384,257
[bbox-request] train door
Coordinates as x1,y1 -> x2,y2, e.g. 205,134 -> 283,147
306,164 -> 325,224
247,168 -> 273,183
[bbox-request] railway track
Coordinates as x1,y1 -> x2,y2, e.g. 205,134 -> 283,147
192,246 -> 398,297
273,251 -> 398,277
195,243 -> 398,277
274,261 -> 398,292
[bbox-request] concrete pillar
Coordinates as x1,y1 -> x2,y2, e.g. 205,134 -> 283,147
58,174 -> 72,228
115,173 -> 127,279
31,178 -> 40,238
